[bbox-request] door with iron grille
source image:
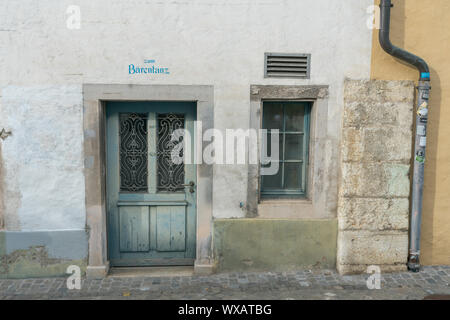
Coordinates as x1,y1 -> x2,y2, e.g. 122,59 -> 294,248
106,101 -> 196,266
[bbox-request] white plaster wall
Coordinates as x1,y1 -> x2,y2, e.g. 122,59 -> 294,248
0,86 -> 85,231
0,0 -> 373,229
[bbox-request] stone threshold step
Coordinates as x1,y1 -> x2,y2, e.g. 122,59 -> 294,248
108,266 -> 194,278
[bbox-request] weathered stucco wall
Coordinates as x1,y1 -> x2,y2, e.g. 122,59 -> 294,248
0,0 -> 373,225
337,79 -> 415,274
0,230 -> 87,278
0,86 -> 85,231
0,0 -> 374,277
371,0 -> 450,265
0,85 -> 87,278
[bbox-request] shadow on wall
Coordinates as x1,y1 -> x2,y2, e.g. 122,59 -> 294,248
383,0 -> 442,264
373,0 -> 445,264
420,66 -> 441,263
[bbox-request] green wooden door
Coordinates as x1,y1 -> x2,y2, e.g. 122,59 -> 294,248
106,101 -> 196,267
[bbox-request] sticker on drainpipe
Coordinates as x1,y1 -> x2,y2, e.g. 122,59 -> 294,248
417,126 -> 426,136
420,137 -> 427,147
417,102 -> 429,117
416,151 -> 425,163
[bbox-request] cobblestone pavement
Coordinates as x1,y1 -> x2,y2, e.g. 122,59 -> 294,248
1,266 -> 449,300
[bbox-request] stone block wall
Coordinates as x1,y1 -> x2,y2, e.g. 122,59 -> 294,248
337,79 -> 415,274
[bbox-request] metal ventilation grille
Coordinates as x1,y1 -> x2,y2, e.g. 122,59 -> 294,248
264,53 -> 311,78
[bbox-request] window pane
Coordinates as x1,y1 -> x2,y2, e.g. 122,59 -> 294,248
262,163 -> 282,189
261,101 -> 310,197
284,134 -> 303,160
285,103 -> 305,132
263,103 -> 283,130
284,162 -> 302,190
265,131 -> 283,161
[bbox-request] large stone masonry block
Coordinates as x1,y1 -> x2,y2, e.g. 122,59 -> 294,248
344,79 -> 415,104
342,127 -> 412,162
340,163 -> 410,198
341,127 -> 363,162
343,101 -> 414,128
361,127 -> 412,162
338,198 -> 409,231
337,230 -> 408,266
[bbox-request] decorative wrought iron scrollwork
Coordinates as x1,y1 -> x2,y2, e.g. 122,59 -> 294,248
157,113 -> 185,192
119,113 -> 148,192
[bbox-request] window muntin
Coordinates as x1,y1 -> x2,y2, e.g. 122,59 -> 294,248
261,101 -> 311,197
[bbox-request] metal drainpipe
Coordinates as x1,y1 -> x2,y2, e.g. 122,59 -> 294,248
379,0 -> 431,272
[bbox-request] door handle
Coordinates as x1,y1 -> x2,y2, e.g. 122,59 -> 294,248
181,181 -> 195,187
180,181 -> 195,193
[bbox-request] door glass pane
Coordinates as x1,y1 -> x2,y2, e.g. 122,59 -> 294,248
261,163 -> 282,189
285,103 -> 305,132
263,103 -> 283,130
157,113 -> 185,192
284,134 -> 303,160
119,113 -> 148,193
284,162 -> 302,190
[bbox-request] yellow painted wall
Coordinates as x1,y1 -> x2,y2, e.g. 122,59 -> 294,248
371,0 -> 450,265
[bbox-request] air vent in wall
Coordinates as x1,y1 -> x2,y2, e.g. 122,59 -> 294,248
264,53 -> 311,78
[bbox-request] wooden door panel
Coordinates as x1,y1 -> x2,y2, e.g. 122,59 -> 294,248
156,206 -> 186,252
119,206 -> 150,252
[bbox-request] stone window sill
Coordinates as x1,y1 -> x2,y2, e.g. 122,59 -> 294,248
257,199 -> 315,219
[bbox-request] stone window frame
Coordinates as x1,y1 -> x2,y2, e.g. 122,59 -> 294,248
247,85 -> 330,219
82,84 -> 214,278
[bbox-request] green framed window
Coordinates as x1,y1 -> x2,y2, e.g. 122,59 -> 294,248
261,101 -> 311,198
